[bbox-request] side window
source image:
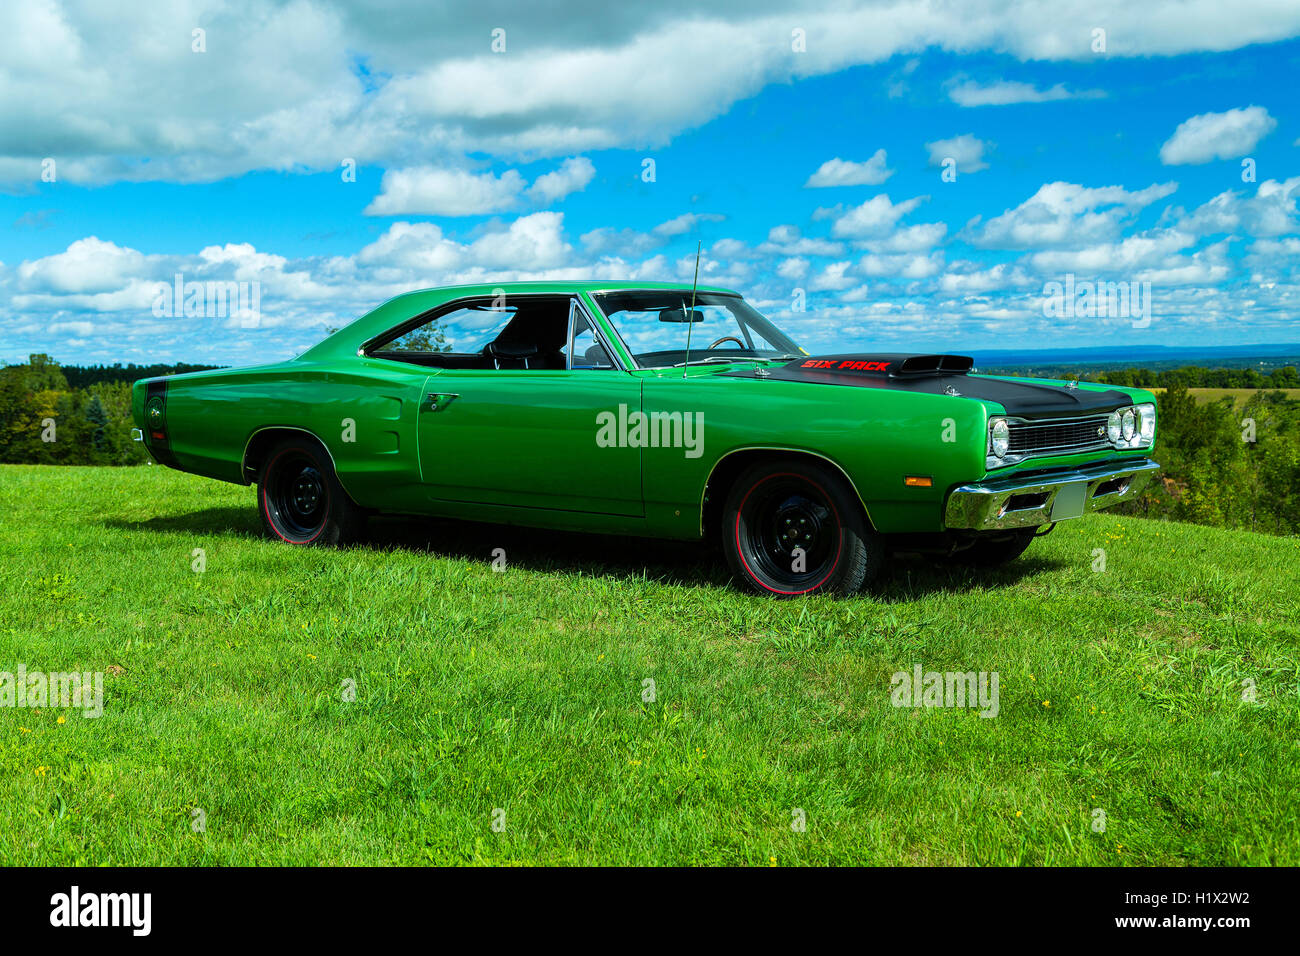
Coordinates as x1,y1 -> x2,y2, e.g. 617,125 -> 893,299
369,295 -> 617,370
384,305 -> 516,354
567,308 -> 616,369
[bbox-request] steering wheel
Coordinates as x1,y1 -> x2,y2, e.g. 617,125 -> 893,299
708,336 -> 744,350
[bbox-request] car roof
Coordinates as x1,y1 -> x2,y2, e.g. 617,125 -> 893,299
298,281 -> 741,361
397,280 -> 738,296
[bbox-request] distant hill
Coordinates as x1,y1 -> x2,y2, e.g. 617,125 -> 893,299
968,344 -> 1300,377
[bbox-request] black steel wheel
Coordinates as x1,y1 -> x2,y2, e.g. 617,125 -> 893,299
258,436 -> 364,545
722,458 -> 882,596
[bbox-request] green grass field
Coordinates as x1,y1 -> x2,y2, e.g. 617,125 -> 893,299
1,464 -> 1297,865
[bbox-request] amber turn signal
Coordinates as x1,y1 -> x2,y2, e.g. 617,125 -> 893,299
904,475 -> 932,487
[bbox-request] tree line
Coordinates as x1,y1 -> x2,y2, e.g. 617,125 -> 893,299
1094,365 -> 1300,389
57,361 -> 222,390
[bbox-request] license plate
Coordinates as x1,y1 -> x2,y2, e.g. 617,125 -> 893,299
1050,481 -> 1087,521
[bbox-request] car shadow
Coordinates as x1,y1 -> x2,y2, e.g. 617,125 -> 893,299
108,507 -> 260,536
106,507 -> 727,588
366,514 -> 728,588
872,551 -> 1068,602
107,507 -> 1063,599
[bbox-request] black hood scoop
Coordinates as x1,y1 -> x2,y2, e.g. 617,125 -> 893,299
721,353 -> 1134,419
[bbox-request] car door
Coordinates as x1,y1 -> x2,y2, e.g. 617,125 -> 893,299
416,297 -> 643,516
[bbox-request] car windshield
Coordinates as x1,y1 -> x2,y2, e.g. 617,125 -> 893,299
592,290 -> 803,368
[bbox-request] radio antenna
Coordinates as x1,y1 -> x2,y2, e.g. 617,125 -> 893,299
683,240 -> 701,378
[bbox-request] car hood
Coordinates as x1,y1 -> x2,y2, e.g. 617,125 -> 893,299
719,353 -> 1135,418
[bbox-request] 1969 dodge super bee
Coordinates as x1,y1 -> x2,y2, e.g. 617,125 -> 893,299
132,281 -> 1159,596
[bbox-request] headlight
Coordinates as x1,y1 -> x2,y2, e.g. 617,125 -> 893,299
990,418 -> 1010,459
1104,403 -> 1155,450
1106,411 -> 1122,444
1136,403 -> 1156,445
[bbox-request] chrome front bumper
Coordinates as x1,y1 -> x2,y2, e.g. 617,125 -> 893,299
944,458 -> 1160,531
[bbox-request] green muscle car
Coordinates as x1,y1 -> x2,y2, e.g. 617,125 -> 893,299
132,281 -> 1159,596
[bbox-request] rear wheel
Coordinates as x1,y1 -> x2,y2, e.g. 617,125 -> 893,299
722,458 -> 882,596
258,436 -> 364,545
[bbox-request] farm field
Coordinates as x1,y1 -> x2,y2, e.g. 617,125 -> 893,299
1147,386 -> 1300,406
1,464 -> 1297,865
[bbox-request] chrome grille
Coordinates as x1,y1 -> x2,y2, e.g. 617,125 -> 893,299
1007,415 -> 1111,457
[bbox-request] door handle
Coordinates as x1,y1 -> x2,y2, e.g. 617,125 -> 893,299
425,392 -> 459,412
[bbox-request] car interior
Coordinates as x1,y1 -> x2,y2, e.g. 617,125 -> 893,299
367,295 -> 615,370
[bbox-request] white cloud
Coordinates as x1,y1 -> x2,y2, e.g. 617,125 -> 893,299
808,261 -> 856,291
938,262 -> 1032,294
355,212 -> 573,273
967,181 -> 1178,249
470,212 -> 574,269
824,194 -> 928,238
356,222 -> 465,271
947,79 -> 1104,106
925,134 -> 992,173
364,167 -> 527,216
365,158 -> 594,215
1172,176 -> 1300,237
859,222 -> 948,253
1245,236 -> 1300,270
16,237 -> 150,295
526,157 -> 596,204
5,2 -> 1300,185
654,212 -> 726,236
885,58 -> 921,99
580,226 -> 660,258
758,225 -> 846,257
859,251 -> 944,279
776,257 -> 810,280
669,250 -> 750,287
578,212 -> 724,257
710,238 -> 750,259
1027,229 -> 1196,273
1159,106 -> 1277,165
805,150 -> 893,187
1133,240 -> 1233,286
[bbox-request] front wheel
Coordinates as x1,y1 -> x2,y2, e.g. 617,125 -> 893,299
722,459 -> 882,596
258,436 -> 364,545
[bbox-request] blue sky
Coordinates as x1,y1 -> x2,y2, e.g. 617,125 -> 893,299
2,1 -> 1300,366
